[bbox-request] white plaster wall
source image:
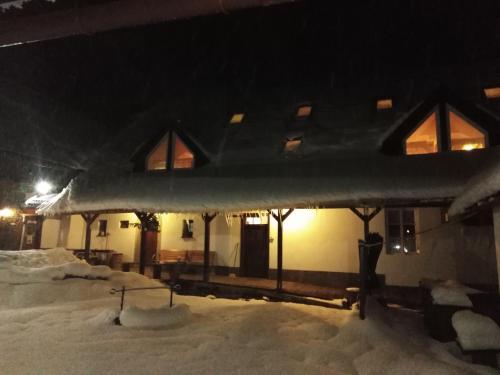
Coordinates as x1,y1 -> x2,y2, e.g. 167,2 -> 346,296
65,213 -> 139,262
46,208 -> 497,288
40,218 -> 60,249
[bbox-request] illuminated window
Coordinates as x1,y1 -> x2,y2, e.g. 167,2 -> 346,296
145,131 -> 195,171
146,137 -> 168,170
484,87 -> 500,100
296,105 -> 312,118
173,133 -> 194,169
284,139 -> 302,152
449,110 -> 486,151
230,113 -> 245,124
405,111 -> 439,155
386,209 -> 417,254
377,98 -> 393,110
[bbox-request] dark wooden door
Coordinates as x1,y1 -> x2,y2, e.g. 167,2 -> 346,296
241,224 -> 269,278
143,230 -> 158,265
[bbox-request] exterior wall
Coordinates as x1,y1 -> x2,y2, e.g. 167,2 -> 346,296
40,218 -> 60,249
64,213 -> 139,262
40,208 -> 497,288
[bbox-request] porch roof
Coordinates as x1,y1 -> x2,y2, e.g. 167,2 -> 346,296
38,148 -> 490,215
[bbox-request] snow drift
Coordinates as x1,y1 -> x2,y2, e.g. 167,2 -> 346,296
120,303 -> 191,328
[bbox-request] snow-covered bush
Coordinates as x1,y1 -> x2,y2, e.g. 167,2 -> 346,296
431,286 -> 473,307
452,310 -> 500,351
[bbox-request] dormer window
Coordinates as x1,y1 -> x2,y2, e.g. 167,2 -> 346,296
230,113 -> 245,124
145,131 -> 195,171
449,109 -> 486,151
284,139 -> 302,152
484,87 -> 500,100
377,98 -> 393,110
296,105 -> 312,118
405,111 -> 439,155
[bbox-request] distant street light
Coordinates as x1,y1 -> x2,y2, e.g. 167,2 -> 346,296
35,180 -> 53,195
0,207 -> 15,218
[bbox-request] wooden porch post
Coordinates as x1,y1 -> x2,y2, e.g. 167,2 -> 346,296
269,209 -> 294,292
81,213 -> 99,262
202,213 -> 216,282
349,207 -> 382,320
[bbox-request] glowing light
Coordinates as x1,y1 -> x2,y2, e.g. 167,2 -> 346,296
484,87 -> 500,99
35,180 -> 53,195
0,207 -> 15,218
296,105 -> 312,118
230,113 -> 245,124
461,143 -> 481,151
376,98 -> 393,110
283,209 -> 316,231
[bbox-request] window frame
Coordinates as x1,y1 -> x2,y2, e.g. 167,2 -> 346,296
446,105 -> 489,152
403,107 -> 441,155
145,131 -> 195,172
385,208 -> 418,255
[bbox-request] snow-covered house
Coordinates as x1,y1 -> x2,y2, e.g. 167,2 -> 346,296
1,0 -> 499,307
36,74 -> 500,302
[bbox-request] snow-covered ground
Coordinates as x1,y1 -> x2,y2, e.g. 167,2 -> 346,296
0,249 -> 497,374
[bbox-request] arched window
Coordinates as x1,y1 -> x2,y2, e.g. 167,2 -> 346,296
449,109 -> 486,151
145,131 -> 195,171
405,111 -> 439,155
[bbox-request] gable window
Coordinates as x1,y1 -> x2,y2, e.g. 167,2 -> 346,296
230,113 -> 245,124
448,109 -> 486,151
145,131 -> 195,171
172,133 -> 194,169
97,220 -> 108,237
146,136 -> 169,170
405,111 -> 439,155
386,208 -> 417,254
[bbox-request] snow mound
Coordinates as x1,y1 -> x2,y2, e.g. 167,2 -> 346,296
119,303 -> 191,328
431,287 -> 473,307
452,310 -> 500,351
0,248 -> 112,283
0,248 -> 78,268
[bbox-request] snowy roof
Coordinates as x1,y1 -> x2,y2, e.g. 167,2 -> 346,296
39,148 -> 492,214
448,146 -> 500,216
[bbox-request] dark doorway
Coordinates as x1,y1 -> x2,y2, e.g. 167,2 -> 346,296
143,230 -> 158,265
240,221 -> 269,278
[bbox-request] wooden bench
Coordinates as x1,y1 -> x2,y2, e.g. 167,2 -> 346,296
158,249 -> 188,263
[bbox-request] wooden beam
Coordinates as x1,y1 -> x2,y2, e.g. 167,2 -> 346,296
268,209 -> 293,292
81,213 -> 99,262
135,212 -> 159,275
202,213 -> 217,282
358,240 -> 368,320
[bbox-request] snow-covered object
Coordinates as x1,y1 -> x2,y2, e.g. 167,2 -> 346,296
449,146 -> 500,216
120,303 -> 191,328
452,310 -> 500,351
88,265 -> 112,279
38,149 -> 488,215
0,248 -> 111,283
431,286 -> 473,307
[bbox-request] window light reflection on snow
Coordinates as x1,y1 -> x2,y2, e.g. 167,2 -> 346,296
283,209 -> 315,231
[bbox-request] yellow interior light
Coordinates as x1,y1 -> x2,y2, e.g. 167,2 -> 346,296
377,98 -> 393,110
230,113 -> 245,124
296,106 -> 312,118
484,87 -> 500,99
